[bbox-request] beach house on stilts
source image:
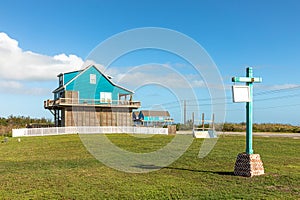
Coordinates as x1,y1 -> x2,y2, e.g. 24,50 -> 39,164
44,65 -> 140,127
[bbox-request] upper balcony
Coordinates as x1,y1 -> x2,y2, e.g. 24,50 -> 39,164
44,98 -> 141,109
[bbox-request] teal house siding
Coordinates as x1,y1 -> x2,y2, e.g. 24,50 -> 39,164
133,110 -> 173,127
144,116 -> 165,122
64,71 -> 80,85
46,64 -> 140,127
56,65 -> 132,100
66,66 -> 101,99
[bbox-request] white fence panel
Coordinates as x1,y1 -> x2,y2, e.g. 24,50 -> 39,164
12,126 -> 168,137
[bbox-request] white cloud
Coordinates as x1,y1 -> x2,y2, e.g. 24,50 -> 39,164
258,84 -> 300,91
0,80 -> 49,96
106,64 -> 207,90
0,32 -> 84,81
0,80 -> 23,89
0,32 -> 84,95
0,32 -> 221,96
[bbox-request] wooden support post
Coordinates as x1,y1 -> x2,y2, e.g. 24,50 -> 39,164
202,113 -> 205,131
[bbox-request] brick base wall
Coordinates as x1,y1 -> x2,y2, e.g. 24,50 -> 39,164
234,153 -> 264,177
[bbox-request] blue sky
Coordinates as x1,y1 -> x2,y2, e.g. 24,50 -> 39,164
0,0 -> 300,125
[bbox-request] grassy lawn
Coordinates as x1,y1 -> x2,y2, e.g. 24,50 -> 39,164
0,134 -> 299,199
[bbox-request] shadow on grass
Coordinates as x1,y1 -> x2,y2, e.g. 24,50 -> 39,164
133,165 -> 234,176
166,166 -> 235,176
132,164 -> 162,170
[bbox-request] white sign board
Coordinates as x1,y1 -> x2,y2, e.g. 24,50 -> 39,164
232,85 -> 251,102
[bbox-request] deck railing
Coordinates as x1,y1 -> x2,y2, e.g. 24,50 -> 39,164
44,98 -> 141,108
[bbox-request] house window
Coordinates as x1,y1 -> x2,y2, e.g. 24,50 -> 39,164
100,92 -> 112,103
90,74 -> 96,84
59,76 -> 63,86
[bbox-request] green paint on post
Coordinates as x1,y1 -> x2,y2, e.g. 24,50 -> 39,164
246,67 -> 254,154
232,67 -> 262,154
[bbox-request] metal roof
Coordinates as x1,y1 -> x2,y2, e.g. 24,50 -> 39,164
53,64 -> 134,94
140,110 -> 170,117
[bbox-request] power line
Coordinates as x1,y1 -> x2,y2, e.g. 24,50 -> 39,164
254,102 -> 300,110
139,85 -> 300,109
183,102 -> 300,112
255,93 -> 300,102
254,85 -> 300,96
162,92 -> 300,108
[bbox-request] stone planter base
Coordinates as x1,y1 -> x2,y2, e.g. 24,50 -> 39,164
234,153 -> 264,177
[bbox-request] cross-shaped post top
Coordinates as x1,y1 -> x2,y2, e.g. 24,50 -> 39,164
232,67 -> 262,83
231,66 -> 262,155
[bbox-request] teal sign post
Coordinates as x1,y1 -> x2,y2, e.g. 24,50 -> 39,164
232,67 -> 262,154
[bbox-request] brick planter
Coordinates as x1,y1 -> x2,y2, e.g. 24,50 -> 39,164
234,153 -> 264,177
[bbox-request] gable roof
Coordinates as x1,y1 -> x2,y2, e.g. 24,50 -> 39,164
52,85 -> 64,93
140,110 -> 170,117
57,69 -> 82,78
53,65 -> 134,94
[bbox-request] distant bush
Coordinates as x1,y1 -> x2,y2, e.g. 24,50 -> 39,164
222,122 -> 300,133
177,121 -> 300,133
0,115 -> 53,136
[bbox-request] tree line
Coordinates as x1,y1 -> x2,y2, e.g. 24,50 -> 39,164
175,120 -> 300,133
0,115 -> 53,136
1,115 -> 299,136
222,122 -> 300,133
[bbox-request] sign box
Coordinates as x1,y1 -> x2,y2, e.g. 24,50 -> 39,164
232,85 -> 251,102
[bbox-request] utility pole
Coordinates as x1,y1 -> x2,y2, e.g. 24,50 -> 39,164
183,100 -> 186,124
192,112 -> 194,128
202,113 -> 205,131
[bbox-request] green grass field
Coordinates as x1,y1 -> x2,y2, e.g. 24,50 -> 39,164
0,134 -> 299,199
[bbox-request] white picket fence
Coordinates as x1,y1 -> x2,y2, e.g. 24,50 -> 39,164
12,126 -> 168,137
